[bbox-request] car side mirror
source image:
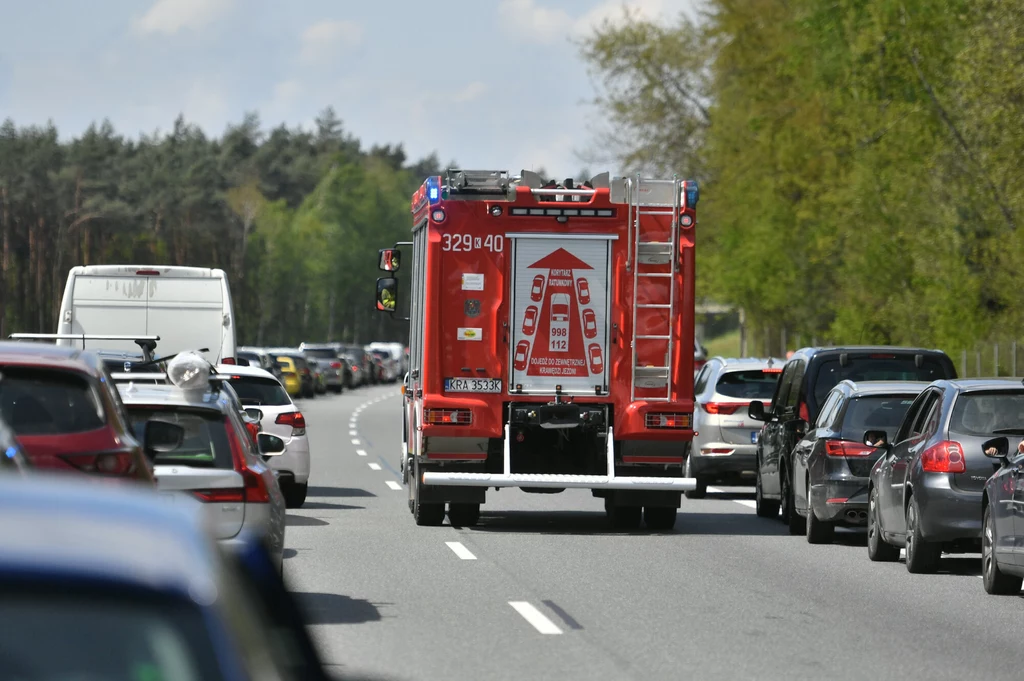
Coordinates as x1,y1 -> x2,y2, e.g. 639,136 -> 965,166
143,420 -> 185,460
863,430 -> 888,448
379,248 -> 401,272
244,407 -> 263,422
376,277 -> 398,312
258,433 -> 287,456
982,436 -> 1009,459
747,401 -> 766,421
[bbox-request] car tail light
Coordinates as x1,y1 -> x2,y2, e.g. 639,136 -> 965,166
799,402 -> 809,421
227,423 -> 271,504
331,361 -> 342,369
245,420 -> 260,444
222,357 -> 236,365
645,412 -> 692,429
192,488 -> 245,503
424,408 -> 472,425
62,452 -> 136,476
700,402 -> 746,415
921,440 -> 966,473
824,439 -> 874,457
763,367 -> 783,374
275,411 -> 306,436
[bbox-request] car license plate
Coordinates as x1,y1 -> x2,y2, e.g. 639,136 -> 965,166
751,431 -> 759,444
444,377 -> 502,393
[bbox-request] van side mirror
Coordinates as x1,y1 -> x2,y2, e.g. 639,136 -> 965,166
143,420 -> 185,460
376,277 -> 398,312
258,433 -> 287,456
863,430 -> 888,448
379,248 -> 401,272
982,436 -> 1009,459
748,401 -> 766,421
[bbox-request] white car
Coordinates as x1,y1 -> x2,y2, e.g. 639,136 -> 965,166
218,364 -> 311,508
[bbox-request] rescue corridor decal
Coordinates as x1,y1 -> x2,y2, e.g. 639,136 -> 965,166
510,238 -> 609,393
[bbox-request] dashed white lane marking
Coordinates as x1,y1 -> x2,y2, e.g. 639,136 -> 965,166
708,487 -> 757,509
368,463 -> 381,471
351,438 -> 361,445
385,480 -> 402,490
445,541 -> 477,560
509,602 -> 563,635
349,430 -> 358,436
356,449 -> 367,457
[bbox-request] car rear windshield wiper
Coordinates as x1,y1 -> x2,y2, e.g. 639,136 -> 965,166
992,428 -> 1024,435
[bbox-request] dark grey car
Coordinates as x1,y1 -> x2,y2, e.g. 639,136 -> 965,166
867,379 -> 1024,573
789,380 -> 928,543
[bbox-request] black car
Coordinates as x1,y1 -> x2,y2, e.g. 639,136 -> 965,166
980,432 -> 1024,594
788,380 -> 928,542
867,379 -> 1023,573
749,346 -> 957,526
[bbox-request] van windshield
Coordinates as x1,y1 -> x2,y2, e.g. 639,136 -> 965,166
812,357 -> 949,409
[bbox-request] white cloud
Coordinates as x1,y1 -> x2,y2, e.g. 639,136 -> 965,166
496,0 -> 573,44
452,81 -> 487,104
300,20 -> 364,63
133,0 -> 235,36
180,79 -> 231,133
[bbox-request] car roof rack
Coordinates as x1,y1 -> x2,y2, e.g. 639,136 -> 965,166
9,334 -> 161,362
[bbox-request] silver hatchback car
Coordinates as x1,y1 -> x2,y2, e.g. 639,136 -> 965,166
117,378 -> 288,570
687,356 -> 785,498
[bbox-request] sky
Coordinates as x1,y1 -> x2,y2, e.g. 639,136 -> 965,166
0,0 -> 700,178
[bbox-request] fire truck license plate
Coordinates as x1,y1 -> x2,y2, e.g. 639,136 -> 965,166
444,378 -> 502,393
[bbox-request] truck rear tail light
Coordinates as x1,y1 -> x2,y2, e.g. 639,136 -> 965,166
424,409 -> 472,425
275,411 -> 306,436
824,439 -> 874,457
431,209 -> 446,222
921,440 -> 966,473
645,413 -> 692,429
700,402 -> 746,415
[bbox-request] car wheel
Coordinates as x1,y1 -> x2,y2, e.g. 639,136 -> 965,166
781,469 -> 805,535
643,506 -> 677,531
331,385 -> 343,394
755,463 -> 780,518
867,486 -> 900,562
982,506 -> 1022,595
905,496 -> 940,574
805,506 -> 834,544
284,482 -> 307,509
447,503 -> 481,527
684,455 -> 707,499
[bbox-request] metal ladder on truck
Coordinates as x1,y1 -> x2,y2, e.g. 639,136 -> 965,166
624,176 -> 683,402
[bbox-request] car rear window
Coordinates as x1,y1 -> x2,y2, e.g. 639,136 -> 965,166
812,356 -> 950,407
0,591 -> 224,680
226,376 -> 291,407
715,370 -> 780,400
0,368 -> 106,436
949,391 -> 1024,437
126,407 -> 234,469
839,395 -> 919,442
302,348 -> 337,359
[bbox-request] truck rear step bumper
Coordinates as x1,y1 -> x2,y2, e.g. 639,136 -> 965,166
421,472 -> 695,491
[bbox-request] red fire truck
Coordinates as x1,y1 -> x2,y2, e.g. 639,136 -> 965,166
375,169 -> 699,530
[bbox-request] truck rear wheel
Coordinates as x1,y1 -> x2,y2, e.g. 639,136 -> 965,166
448,503 -> 481,527
410,459 -> 444,526
605,498 -> 642,530
644,506 -> 677,531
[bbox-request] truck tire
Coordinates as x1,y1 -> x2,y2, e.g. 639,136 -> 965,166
605,499 -> 642,530
448,503 -> 481,527
410,459 -> 444,526
644,506 -> 677,531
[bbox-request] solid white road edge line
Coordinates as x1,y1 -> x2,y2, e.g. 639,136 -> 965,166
385,480 -> 402,490
356,449 -> 367,457
508,602 -> 563,635
445,541 -> 477,560
369,463 -> 381,470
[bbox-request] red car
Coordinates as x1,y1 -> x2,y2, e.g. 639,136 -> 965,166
530,275 -> 545,302
576,278 -> 591,304
514,340 -> 530,371
0,342 -> 154,485
587,343 -> 604,374
582,309 -> 598,339
523,306 -> 539,336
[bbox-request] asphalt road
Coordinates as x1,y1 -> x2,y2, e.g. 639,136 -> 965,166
284,385 -> 1024,681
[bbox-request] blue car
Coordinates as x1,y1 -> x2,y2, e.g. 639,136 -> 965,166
0,474 -> 330,680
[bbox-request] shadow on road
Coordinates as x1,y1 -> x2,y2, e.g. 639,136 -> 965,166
308,486 -> 377,498
933,556 -> 982,577
287,515 -> 330,527
292,592 -> 386,625
300,501 -> 365,511
461,510 -> 788,536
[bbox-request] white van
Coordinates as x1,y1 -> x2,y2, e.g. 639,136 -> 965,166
56,265 -> 237,363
